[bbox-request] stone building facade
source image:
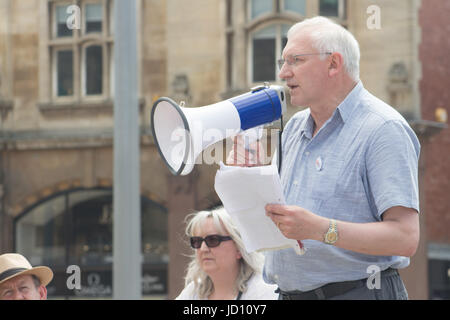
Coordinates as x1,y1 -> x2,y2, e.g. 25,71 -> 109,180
418,0 -> 450,300
0,0 -> 447,299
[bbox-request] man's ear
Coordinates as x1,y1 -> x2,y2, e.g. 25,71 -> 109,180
38,285 -> 48,300
328,52 -> 344,77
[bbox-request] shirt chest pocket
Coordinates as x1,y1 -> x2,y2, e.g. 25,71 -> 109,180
308,157 -> 345,201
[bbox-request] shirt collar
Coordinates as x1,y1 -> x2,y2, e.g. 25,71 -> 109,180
298,81 -> 364,138
298,109 -> 315,139
335,81 -> 364,123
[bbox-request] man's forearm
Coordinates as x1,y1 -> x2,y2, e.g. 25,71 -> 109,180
315,207 -> 420,257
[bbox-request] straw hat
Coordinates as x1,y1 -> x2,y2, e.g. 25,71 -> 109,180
0,253 -> 53,286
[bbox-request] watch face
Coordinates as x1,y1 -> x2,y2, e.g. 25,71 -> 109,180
326,232 -> 337,243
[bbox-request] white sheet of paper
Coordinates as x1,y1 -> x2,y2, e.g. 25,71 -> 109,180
214,162 -> 305,255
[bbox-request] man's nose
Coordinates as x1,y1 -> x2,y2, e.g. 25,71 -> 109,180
12,290 -> 25,300
278,63 -> 292,80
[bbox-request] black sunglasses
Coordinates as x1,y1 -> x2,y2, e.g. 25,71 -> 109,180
190,234 -> 232,249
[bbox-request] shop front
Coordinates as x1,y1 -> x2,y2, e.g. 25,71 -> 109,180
14,188 -> 168,299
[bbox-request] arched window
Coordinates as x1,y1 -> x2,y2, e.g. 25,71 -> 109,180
14,189 -> 168,299
246,0 -> 305,84
250,24 -> 290,83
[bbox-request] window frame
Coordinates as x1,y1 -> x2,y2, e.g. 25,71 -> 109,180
247,0 -> 307,21
281,0 -> 307,16
247,23 -> 289,85
244,0 -> 347,87
52,1 -> 74,40
245,0 -> 307,86
81,42 -> 108,99
247,0 -> 274,21
47,0 -> 114,104
82,0 -> 104,36
319,0 -> 347,21
52,46 -> 75,101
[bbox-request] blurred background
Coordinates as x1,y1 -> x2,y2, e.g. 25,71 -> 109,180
0,0 -> 448,299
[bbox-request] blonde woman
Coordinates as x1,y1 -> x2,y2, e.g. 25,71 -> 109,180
176,207 -> 277,300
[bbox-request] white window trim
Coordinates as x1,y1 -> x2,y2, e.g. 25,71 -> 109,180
109,45 -> 114,98
109,0 -> 114,36
338,0 -> 346,20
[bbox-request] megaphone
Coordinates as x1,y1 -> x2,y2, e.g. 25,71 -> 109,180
151,83 -> 286,175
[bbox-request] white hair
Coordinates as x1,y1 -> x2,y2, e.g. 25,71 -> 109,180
288,16 -> 360,82
183,207 -> 264,300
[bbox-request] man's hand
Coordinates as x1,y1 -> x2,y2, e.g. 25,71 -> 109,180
265,204 -> 327,241
226,135 -> 266,167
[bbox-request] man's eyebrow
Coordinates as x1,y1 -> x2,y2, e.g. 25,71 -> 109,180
17,279 -> 29,286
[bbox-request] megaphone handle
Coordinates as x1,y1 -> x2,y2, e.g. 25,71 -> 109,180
240,126 -> 263,151
278,115 -> 284,174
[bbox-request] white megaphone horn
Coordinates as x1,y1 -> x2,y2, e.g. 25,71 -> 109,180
151,83 -> 286,175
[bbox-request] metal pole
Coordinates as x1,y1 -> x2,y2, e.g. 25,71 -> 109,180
113,0 -> 141,300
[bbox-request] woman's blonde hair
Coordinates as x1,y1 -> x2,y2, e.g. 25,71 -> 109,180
183,206 -> 264,299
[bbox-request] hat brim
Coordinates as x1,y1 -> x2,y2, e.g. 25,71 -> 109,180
0,266 -> 53,287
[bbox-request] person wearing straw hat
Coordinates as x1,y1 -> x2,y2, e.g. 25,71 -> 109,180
0,253 -> 53,300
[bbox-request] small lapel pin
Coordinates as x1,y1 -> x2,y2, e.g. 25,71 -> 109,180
315,156 -> 323,171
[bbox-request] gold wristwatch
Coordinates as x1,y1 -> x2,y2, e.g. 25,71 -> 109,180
324,219 -> 338,245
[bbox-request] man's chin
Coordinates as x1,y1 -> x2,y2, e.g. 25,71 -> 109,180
290,98 -> 305,108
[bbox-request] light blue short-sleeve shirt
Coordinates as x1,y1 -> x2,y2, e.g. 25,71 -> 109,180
263,81 -> 420,292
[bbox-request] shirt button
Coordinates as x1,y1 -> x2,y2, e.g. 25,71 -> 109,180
274,274 -> 279,281
293,180 -> 299,186
305,151 -> 310,156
